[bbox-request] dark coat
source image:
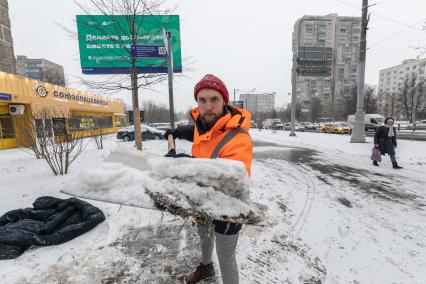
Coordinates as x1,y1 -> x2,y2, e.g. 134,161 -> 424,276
374,126 -> 397,156
0,196 -> 105,259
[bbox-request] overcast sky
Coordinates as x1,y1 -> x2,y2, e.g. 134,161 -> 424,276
8,0 -> 426,112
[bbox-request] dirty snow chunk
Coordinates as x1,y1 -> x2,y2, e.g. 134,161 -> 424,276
155,244 -> 167,253
151,178 -> 253,217
62,150 -> 256,221
31,246 -> 143,284
63,162 -> 155,209
149,156 -> 250,202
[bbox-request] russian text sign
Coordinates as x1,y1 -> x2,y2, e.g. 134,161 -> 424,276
76,15 -> 182,74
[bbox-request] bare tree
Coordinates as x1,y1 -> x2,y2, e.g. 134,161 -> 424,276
364,85 -> 378,114
343,86 -> 357,119
399,74 -> 424,123
90,116 -> 111,149
310,96 -> 323,123
143,100 -> 170,123
71,0 -> 179,151
15,106 -> 84,175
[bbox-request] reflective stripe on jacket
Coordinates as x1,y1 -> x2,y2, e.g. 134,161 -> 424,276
191,105 -> 253,176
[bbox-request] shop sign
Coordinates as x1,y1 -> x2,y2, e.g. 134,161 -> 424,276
35,86 -> 49,97
0,93 -> 12,101
52,91 -> 108,106
33,85 -> 108,106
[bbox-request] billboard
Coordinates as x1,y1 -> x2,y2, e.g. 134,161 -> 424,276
76,15 -> 182,74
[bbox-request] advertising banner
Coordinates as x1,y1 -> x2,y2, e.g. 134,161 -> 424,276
76,15 -> 182,74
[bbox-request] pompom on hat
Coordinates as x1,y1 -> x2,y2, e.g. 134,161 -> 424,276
194,74 -> 229,103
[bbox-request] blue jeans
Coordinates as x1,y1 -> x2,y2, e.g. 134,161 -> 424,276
389,153 -> 397,163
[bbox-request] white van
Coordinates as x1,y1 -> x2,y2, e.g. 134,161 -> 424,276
347,114 -> 385,132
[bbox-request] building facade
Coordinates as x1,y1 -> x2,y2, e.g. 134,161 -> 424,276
378,58 -> 426,118
293,14 -> 361,118
239,93 -> 275,114
0,72 -> 126,150
0,0 -> 16,74
16,55 -> 66,86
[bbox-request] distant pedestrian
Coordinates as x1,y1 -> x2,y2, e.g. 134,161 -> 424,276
373,117 -> 403,169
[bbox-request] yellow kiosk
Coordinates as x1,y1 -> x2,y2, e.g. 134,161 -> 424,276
0,72 -> 126,150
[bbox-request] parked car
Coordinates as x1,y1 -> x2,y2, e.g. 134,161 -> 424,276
320,123 -> 334,133
283,123 -> 292,130
333,122 -> 352,134
263,119 -> 283,129
148,123 -> 171,131
117,125 -> 165,141
406,120 -> 426,130
282,122 -> 304,131
348,113 -> 384,132
300,122 -> 318,131
294,123 -> 305,131
322,123 -> 351,134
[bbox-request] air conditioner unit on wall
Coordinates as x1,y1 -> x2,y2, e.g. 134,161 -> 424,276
9,105 -> 25,115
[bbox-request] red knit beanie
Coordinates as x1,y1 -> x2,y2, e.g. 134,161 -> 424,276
194,74 -> 229,103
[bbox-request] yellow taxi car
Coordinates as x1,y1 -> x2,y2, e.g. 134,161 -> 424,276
331,123 -> 352,134
320,123 -> 335,133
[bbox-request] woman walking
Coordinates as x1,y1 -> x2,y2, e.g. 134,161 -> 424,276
373,117 -> 403,169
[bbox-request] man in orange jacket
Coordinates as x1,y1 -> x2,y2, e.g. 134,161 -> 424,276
165,74 -> 253,284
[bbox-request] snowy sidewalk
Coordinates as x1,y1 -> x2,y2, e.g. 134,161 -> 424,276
1,132 -> 425,283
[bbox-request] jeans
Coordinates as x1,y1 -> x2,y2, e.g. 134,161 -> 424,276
389,153 -> 397,163
199,226 -> 240,284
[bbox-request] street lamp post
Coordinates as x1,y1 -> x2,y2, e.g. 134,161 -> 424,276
350,0 -> 369,143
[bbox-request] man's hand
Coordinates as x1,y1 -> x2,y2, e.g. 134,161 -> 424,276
374,144 -> 379,148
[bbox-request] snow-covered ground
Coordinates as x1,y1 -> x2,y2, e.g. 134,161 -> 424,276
1,131 -> 425,283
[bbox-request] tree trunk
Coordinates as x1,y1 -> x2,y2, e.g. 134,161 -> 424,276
131,62 -> 142,151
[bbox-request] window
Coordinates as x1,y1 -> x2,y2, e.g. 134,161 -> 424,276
69,117 -> 95,130
52,118 -> 66,135
0,115 -> 15,139
68,116 -> 112,130
114,117 -> 126,127
96,116 -> 112,128
34,119 -> 53,138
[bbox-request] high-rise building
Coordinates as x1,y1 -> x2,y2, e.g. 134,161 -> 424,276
377,58 -> 426,118
239,93 -> 275,114
293,14 -> 361,118
0,0 -> 16,74
16,55 -> 65,86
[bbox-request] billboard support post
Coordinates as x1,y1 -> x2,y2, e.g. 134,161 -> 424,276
164,29 -> 175,130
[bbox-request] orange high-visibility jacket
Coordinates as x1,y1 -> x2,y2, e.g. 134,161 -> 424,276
190,106 -> 253,176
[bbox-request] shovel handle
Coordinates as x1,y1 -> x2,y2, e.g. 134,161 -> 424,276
167,134 -> 175,151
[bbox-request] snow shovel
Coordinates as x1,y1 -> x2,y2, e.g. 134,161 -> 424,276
61,134 -> 265,225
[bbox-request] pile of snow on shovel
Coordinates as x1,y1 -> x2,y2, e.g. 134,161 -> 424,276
62,149 -> 262,223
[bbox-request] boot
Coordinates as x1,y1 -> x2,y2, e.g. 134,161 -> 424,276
373,161 -> 379,166
180,262 -> 215,284
392,162 -> 403,169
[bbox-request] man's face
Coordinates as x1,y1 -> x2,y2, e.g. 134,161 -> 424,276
197,89 -> 225,128
387,119 -> 394,126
